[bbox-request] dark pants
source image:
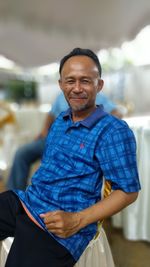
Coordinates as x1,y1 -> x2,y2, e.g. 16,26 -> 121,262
0,191 -> 76,267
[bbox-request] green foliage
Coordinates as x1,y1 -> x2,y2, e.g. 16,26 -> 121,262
6,79 -> 37,103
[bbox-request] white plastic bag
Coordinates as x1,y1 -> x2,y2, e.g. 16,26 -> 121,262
74,228 -> 115,267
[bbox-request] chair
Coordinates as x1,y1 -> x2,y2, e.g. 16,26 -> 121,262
74,180 -> 115,267
0,237 -> 13,267
74,227 -> 115,267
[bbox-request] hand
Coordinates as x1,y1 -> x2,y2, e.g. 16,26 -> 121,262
40,210 -> 81,238
34,130 -> 47,140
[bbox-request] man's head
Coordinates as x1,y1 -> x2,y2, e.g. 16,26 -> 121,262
59,48 -> 104,121
59,48 -> 102,77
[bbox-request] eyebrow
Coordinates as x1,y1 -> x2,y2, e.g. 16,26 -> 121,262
64,76 -> 93,80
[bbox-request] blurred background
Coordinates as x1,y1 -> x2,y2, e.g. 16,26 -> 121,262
0,1 -> 150,266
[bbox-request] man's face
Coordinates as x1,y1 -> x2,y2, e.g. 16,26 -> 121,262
59,56 -> 104,113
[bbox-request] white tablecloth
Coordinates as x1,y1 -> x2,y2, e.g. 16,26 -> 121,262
0,107 -> 47,173
14,107 -> 47,137
112,116 -> 150,241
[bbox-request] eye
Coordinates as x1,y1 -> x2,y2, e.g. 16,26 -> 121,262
66,79 -> 74,84
82,79 -> 90,84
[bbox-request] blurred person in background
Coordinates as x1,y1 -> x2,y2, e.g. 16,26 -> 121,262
7,91 -> 123,190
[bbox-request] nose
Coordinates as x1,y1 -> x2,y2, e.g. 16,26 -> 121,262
73,81 -> 82,93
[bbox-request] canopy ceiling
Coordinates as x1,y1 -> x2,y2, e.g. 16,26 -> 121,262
0,0 -> 150,68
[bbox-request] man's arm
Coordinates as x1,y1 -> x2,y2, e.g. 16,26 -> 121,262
77,189 -> 138,227
110,108 -> 123,118
36,113 -> 55,139
96,93 -> 125,118
40,189 -> 138,238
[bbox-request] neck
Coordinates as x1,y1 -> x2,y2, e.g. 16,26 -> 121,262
72,106 -> 96,122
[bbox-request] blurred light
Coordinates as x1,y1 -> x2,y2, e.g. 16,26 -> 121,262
39,104 -> 52,113
0,55 -> 15,69
38,63 -> 59,75
97,49 -> 109,64
97,25 -> 150,69
0,161 -> 7,170
9,103 -> 20,112
121,25 -> 150,66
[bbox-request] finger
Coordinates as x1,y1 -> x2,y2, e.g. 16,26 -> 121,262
39,213 -> 45,218
45,221 -> 63,230
40,210 -> 61,219
40,214 -> 57,224
45,222 -> 56,230
47,228 -> 67,238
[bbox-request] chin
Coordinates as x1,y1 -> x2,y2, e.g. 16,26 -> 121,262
71,104 -> 88,112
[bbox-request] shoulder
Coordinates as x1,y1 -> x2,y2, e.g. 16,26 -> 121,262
98,114 -> 135,143
103,114 -> 130,130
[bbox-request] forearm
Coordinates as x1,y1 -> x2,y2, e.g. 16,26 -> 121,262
78,190 -> 138,229
40,190 -> 138,238
37,113 -> 55,138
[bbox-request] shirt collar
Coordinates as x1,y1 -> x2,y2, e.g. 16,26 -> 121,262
63,105 -> 108,128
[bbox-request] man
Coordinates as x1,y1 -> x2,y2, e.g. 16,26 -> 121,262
0,48 -> 140,267
7,91 -> 122,190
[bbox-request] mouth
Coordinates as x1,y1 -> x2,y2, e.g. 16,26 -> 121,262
69,97 -> 87,104
70,97 -> 86,100
69,95 -> 88,100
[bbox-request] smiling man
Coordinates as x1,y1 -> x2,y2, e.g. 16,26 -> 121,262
59,54 -> 103,119
0,48 -> 140,267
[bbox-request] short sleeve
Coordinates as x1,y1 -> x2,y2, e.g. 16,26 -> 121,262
96,126 -> 141,192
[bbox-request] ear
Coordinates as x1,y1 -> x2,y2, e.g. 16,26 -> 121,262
58,79 -> 63,92
97,79 -> 104,93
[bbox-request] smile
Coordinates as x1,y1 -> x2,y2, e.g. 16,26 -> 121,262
69,98 -> 87,102
69,96 -> 87,100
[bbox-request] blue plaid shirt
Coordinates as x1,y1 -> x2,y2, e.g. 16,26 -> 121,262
14,106 -> 140,261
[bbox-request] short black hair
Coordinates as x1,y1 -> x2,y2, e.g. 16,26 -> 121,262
59,47 -> 102,77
